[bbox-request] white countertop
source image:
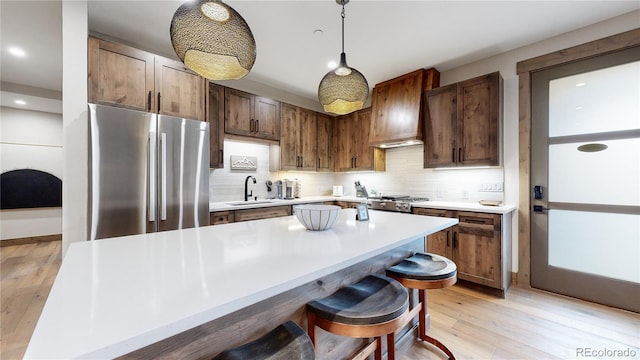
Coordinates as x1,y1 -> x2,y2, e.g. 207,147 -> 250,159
209,196 -> 339,211
412,201 -> 516,215
211,196 -> 516,215
25,209 -> 457,359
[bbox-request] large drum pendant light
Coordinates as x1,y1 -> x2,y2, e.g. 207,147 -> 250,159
318,0 -> 369,115
170,0 -> 256,80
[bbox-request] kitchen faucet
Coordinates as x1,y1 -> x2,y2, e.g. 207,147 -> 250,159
244,175 -> 256,201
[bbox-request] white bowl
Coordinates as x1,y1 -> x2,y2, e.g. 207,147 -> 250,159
295,205 -> 342,231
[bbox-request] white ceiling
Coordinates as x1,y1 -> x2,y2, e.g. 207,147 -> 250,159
1,0 -> 639,114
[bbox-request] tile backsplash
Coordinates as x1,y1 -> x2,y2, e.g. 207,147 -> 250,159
210,140 -> 503,203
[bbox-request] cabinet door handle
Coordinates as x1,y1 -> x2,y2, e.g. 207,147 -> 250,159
459,147 -> 463,162
446,230 -> 450,247
147,91 -> 152,112
453,232 -> 458,248
250,119 -> 254,132
219,149 -> 223,161
157,92 -> 161,113
255,119 -> 259,132
317,157 -> 320,168
452,147 -> 456,163
300,156 -> 303,167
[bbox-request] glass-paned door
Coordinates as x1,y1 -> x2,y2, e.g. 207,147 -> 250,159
531,46 -> 640,313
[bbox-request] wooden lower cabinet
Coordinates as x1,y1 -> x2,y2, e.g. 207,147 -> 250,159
210,211 -> 235,225
412,208 -> 511,295
210,206 -> 292,225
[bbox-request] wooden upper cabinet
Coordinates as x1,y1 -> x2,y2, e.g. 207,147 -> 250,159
369,68 -> 440,147
423,84 -> 457,167
280,104 -> 317,171
458,73 -> 501,166
88,36 -> 205,121
316,113 -> 333,172
207,83 -> 225,169
88,36 -> 154,112
225,88 -> 280,141
333,108 -> 385,172
424,71 -> 502,168
280,104 -> 299,169
155,56 -> 205,120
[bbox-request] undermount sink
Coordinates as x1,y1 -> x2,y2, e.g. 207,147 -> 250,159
225,201 -> 275,206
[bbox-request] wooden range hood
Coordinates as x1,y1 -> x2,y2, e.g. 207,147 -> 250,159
369,68 -> 440,148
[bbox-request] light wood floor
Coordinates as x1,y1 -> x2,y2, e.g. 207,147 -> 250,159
1,241 -> 638,360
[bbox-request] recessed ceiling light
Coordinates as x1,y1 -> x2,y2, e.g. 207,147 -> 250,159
313,29 -> 323,35
14,99 -> 27,105
327,61 -> 337,69
575,82 -> 586,87
9,47 -> 26,57
575,106 -> 583,110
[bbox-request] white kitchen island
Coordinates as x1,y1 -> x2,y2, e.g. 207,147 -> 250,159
25,209 -> 457,359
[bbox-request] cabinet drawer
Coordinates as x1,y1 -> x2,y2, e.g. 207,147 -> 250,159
412,208 -> 450,217
234,205 -> 292,222
211,211 -> 235,225
458,211 -> 501,235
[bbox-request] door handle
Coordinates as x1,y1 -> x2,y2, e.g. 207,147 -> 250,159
533,205 -> 548,213
160,132 -> 167,221
148,131 -> 157,222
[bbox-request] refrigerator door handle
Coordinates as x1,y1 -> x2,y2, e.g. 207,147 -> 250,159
161,132 -> 168,221
149,131 -> 157,222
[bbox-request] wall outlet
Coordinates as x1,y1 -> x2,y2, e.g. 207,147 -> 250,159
479,182 -> 503,192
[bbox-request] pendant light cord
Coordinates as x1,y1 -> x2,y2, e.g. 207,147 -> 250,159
341,4 -> 345,54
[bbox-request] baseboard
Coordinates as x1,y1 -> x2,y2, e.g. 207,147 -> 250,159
0,234 -> 61,247
456,279 -> 507,298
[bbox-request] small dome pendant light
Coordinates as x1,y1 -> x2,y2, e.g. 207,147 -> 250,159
170,0 -> 256,80
318,0 -> 369,115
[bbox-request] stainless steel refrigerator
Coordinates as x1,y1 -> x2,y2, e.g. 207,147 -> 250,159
88,103 -> 210,240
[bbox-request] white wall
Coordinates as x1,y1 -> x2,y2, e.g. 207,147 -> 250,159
61,1 -> 88,256
0,107 -> 63,240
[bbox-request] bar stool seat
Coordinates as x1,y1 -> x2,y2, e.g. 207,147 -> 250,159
306,274 -> 411,360
212,321 -> 315,360
387,252 -> 457,360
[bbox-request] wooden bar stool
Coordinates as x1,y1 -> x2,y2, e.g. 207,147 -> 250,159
306,274 -> 413,360
212,320 -> 315,360
386,252 -> 457,360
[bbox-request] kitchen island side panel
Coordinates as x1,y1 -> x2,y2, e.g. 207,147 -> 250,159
119,239 -> 424,360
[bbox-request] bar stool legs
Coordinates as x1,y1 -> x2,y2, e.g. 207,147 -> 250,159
386,252 -> 458,360
418,289 -> 455,359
